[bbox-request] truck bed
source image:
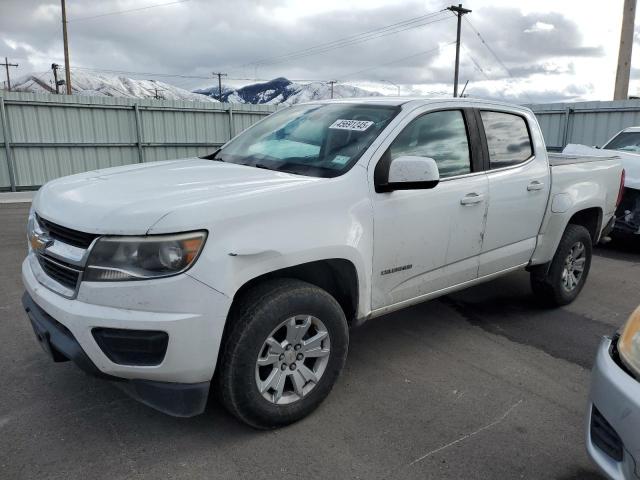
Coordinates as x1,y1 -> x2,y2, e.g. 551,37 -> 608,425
548,152 -> 620,166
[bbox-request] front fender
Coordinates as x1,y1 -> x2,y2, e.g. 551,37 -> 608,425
163,168 -> 375,319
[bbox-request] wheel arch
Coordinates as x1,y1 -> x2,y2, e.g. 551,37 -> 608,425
567,207 -> 603,244
529,205 -> 603,274
214,259 -> 359,378
228,258 -> 360,326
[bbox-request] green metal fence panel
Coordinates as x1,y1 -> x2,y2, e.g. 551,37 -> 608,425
0,91 -> 277,191
142,145 -> 214,163
0,150 -> 9,189
528,99 -> 640,150
12,146 -> 138,187
139,107 -> 231,146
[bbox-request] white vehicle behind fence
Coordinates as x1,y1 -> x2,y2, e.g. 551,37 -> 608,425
22,97 -> 624,428
564,127 -> 640,236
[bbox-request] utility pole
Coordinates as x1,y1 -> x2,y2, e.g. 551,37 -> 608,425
447,4 -> 472,98
1,57 -> 18,91
61,0 -> 72,94
51,63 -> 61,94
212,72 -> 227,101
614,0 -> 637,100
328,80 -> 337,99
153,87 -> 165,99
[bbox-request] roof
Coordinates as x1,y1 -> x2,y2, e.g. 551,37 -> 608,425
308,96 -> 531,111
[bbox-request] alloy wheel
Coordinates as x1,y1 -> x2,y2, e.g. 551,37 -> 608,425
255,315 -> 331,405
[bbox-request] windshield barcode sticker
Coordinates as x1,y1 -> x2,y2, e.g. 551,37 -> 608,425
329,119 -> 374,131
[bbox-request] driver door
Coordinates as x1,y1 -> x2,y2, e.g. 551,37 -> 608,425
370,108 -> 489,311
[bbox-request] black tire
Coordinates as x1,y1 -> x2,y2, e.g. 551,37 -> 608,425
218,278 -> 349,429
530,224 -> 592,306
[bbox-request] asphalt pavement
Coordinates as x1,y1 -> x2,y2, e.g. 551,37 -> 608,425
2,202 -> 638,479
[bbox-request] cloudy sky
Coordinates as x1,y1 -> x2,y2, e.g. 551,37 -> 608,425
0,0 -> 635,102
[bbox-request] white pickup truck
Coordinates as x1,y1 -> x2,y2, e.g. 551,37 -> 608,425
22,97 -> 624,428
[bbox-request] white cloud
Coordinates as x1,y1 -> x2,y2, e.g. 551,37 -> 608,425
0,0 -> 631,103
525,21 -> 555,33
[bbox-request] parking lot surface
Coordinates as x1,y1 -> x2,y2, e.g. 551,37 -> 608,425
2,202 -> 638,479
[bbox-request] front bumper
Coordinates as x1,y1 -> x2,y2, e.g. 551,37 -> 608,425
23,293 -> 208,416
587,337 -> 640,479
21,254 -> 232,416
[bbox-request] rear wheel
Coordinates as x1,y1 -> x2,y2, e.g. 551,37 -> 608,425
218,278 -> 349,429
531,224 -> 592,306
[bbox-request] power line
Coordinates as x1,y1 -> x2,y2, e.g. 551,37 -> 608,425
463,18 -> 511,77
244,10 -> 452,68
250,13 -> 451,68
463,17 -> 533,102
339,42 -> 456,81
462,45 -> 491,80
246,9 -> 445,65
68,66 -> 327,83
70,66 -> 211,79
68,0 -> 191,22
67,41 -> 454,89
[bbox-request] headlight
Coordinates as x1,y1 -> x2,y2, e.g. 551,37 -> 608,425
84,231 -> 207,281
618,306 -> 640,376
27,204 -> 36,243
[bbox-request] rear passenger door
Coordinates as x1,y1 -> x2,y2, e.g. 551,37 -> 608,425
477,110 -> 550,276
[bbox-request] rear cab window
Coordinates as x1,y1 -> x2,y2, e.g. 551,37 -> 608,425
480,111 -> 534,169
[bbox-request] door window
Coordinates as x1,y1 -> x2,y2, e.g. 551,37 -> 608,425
389,110 -> 471,178
480,111 -> 533,168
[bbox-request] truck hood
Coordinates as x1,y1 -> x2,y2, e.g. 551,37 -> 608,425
34,158 -> 317,235
563,144 -> 640,190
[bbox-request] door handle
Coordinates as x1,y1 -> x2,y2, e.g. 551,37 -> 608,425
527,181 -> 545,191
460,193 -> 484,205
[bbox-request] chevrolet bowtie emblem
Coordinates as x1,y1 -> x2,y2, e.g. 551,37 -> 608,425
30,231 -> 53,252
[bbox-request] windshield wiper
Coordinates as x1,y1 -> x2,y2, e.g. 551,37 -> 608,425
254,163 -> 273,170
201,148 -> 223,161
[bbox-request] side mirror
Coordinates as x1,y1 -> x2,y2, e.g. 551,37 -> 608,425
377,156 -> 440,192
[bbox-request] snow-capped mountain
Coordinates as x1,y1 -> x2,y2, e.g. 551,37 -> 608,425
12,70 -> 218,102
10,72 -> 381,104
194,77 -> 382,105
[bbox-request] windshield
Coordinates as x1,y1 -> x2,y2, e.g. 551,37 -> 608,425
604,131 -> 640,153
212,103 -> 400,177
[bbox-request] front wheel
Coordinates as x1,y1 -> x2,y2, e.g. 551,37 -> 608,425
531,224 -> 592,306
218,278 -> 349,429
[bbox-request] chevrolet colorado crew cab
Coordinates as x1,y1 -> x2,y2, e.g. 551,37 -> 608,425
22,97 -> 624,428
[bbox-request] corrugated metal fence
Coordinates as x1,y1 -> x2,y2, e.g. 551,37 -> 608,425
527,99 -> 640,151
0,91 -> 277,191
5,94 -> 639,190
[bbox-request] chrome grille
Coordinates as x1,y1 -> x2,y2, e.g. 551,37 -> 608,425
36,214 -> 98,249
37,254 -> 82,291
